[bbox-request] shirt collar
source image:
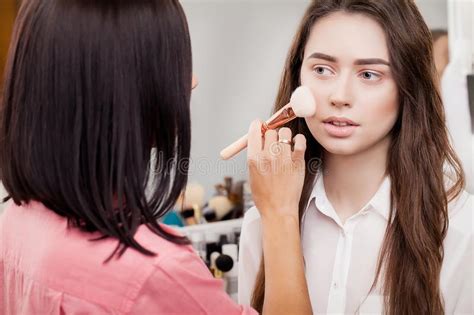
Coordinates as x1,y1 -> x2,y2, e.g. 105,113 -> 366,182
306,171 -> 392,222
368,175 -> 392,221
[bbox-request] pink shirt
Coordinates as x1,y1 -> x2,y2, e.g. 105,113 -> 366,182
0,201 -> 257,314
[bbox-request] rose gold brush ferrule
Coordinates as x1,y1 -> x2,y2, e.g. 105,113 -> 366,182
220,106 -> 298,160
261,107 -> 296,134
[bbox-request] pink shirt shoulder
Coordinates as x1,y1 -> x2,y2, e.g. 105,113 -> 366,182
0,201 -> 256,315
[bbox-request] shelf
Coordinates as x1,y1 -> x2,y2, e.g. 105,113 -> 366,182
176,218 -> 243,236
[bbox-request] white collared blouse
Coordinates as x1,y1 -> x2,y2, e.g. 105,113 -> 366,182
238,174 -> 473,314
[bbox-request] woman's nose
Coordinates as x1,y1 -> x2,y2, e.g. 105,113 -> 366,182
329,75 -> 352,108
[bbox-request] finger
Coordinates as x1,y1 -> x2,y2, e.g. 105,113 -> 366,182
247,120 -> 263,160
278,127 -> 293,158
292,134 -> 307,164
263,129 -> 278,156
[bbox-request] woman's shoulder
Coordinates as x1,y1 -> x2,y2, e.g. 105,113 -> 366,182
133,223 -> 198,268
135,223 -> 188,251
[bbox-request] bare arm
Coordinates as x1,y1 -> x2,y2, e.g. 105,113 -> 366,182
261,215 -> 311,315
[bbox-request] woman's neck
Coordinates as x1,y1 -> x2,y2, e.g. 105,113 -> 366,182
322,136 -> 391,224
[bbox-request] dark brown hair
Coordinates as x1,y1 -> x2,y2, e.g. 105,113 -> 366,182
0,0 -> 193,258
251,1 -> 464,314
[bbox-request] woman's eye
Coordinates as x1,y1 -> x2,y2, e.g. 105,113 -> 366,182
314,66 -> 332,76
360,71 -> 381,81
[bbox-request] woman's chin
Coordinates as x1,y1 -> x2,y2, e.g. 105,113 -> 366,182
318,138 -> 361,156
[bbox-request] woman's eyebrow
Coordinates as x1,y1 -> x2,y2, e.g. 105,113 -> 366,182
307,52 -> 390,66
354,58 -> 390,66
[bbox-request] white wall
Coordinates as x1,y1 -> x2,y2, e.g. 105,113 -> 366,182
182,0 -> 310,197
416,0 -> 448,29
444,0 -> 474,192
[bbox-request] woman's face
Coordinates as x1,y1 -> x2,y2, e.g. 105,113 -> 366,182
300,12 -> 399,156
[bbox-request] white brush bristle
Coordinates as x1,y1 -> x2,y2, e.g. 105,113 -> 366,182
208,196 -> 234,220
290,86 -> 316,117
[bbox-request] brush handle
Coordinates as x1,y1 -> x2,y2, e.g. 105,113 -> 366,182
220,134 -> 248,160
219,105 -> 291,160
220,103 -> 294,160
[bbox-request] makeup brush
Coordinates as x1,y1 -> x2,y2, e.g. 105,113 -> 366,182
175,183 -> 206,210
208,195 -> 234,221
220,86 -> 316,160
175,183 -> 206,225
215,254 -> 234,273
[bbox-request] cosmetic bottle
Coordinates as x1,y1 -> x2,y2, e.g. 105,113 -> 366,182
190,232 -> 206,262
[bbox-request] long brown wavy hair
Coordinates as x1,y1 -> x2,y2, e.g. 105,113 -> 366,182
250,1 -> 465,314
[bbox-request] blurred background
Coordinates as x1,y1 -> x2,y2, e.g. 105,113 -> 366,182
0,0 -> 473,214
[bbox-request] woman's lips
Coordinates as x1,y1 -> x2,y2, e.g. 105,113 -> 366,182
322,117 -> 359,138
